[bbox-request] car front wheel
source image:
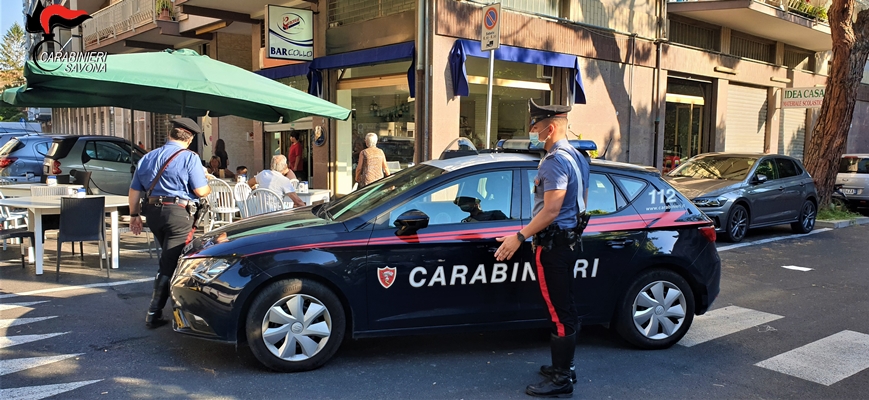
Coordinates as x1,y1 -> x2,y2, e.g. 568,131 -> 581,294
245,278 -> 346,372
723,204 -> 749,242
613,269 -> 695,349
791,200 -> 816,234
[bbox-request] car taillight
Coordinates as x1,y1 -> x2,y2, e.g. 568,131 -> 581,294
0,157 -> 17,169
699,226 -> 716,242
51,160 -> 62,175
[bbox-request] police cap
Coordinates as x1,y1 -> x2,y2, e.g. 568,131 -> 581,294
529,99 -> 571,127
171,117 -> 202,135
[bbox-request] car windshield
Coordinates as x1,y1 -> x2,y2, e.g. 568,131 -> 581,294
839,157 -> 869,174
669,156 -> 755,180
323,165 -> 447,222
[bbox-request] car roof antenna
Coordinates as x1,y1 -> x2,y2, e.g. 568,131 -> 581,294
597,135 -> 613,160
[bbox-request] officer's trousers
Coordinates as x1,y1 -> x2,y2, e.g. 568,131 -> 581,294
143,203 -> 195,277
535,244 -> 581,337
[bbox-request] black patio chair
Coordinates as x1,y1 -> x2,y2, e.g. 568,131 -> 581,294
70,169 -> 94,194
56,197 -> 108,278
0,226 -> 34,268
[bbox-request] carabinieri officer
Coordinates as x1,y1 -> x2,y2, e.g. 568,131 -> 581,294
495,99 -> 590,398
128,117 -> 211,328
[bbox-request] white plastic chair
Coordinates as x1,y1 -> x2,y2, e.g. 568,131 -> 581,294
233,182 -> 252,218
0,192 -> 27,251
30,186 -> 73,196
247,188 -> 285,216
206,178 -> 238,232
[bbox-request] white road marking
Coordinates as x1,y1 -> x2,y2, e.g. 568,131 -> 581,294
0,316 -> 57,329
716,228 -> 832,252
755,330 -> 869,386
0,354 -> 82,376
679,306 -> 784,347
0,301 -> 49,311
0,332 -> 69,349
0,278 -> 152,299
781,265 -> 813,272
0,380 -> 102,400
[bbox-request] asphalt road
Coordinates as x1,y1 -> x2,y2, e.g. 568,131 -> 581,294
2,225 -> 867,399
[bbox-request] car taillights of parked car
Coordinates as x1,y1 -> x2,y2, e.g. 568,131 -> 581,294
0,157 -> 17,169
699,225 -> 717,242
49,160 -> 61,175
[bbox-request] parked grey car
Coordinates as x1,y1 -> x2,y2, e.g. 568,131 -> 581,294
0,135 -> 52,182
665,153 -> 818,242
834,154 -> 869,212
42,135 -> 145,195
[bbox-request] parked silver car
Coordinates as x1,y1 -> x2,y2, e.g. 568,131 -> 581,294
665,153 -> 818,242
834,154 -> 869,212
42,135 -> 145,195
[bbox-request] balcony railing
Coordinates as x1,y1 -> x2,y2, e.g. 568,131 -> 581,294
669,0 -> 829,22
82,0 -> 155,48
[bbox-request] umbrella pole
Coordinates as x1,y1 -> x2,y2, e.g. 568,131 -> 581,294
130,109 -> 136,173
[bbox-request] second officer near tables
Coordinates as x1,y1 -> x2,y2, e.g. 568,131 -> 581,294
128,117 -> 211,328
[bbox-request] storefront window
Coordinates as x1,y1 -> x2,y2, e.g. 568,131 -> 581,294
663,79 -> 711,173
460,58 -> 552,149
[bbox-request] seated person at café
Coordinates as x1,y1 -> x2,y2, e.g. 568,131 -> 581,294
207,156 -> 235,179
236,166 -> 248,180
249,155 -> 304,208
454,195 -> 508,223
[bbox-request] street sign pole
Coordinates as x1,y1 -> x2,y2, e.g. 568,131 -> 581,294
481,3 -> 500,149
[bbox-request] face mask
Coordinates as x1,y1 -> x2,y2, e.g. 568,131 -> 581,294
529,126 -> 550,147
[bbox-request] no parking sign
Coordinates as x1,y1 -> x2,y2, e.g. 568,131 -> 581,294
481,3 -> 501,51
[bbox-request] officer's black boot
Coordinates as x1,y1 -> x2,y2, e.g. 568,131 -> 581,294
539,360 -> 577,383
145,274 -> 171,328
526,333 -> 575,398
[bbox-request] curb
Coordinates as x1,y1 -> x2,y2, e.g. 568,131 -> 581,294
816,216 -> 869,229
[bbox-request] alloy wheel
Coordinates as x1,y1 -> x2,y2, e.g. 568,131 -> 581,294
729,207 -> 748,240
260,294 -> 332,362
631,280 -> 687,340
801,202 -> 816,231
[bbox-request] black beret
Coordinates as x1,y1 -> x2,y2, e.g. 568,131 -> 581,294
529,99 -> 571,126
171,117 -> 201,135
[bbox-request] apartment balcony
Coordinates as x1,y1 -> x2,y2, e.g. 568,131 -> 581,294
81,0 -> 212,54
668,0 -> 832,51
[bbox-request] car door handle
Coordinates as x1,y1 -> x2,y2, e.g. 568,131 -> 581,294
606,239 -> 634,248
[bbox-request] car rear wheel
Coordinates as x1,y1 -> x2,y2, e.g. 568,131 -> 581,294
245,279 -> 346,372
723,204 -> 749,242
791,200 -> 816,234
613,269 -> 695,349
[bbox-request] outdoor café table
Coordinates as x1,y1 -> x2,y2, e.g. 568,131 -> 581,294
0,183 -> 83,198
0,195 -> 128,275
283,188 -> 331,208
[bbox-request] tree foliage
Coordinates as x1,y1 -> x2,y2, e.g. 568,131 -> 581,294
0,22 -> 26,122
803,0 -> 869,206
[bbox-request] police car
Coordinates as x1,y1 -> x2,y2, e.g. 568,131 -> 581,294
171,140 -> 721,372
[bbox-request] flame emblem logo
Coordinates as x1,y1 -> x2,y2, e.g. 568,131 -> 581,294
25,1 -> 92,72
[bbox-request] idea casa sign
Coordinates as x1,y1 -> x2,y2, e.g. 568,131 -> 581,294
782,87 -> 825,109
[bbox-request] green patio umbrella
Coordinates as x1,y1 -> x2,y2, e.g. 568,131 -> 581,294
2,48 -> 350,122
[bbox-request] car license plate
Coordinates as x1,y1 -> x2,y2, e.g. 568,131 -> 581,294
842,188 -> 858,195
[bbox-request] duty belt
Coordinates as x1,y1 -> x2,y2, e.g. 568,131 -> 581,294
146,196 -> 191,207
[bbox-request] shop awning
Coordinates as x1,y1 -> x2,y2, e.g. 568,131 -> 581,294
307,41 -> 416,98
448,39 -> 587,104
256,62 -> 311,80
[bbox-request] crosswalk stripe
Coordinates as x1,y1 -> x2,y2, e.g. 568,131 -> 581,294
0,380 -> 102,400
755,330 -> 869,386
0,332 -> 69,349
0,301 -> 49,312
678,306 -> 784,347
0,278 -> 152,299
0,354 -> 82,376
0,316 -> 57,329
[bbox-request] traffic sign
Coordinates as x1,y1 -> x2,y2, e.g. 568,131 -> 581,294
481,3 -> 501,51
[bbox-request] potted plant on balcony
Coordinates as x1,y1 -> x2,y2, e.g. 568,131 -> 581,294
156,0 -> 173,21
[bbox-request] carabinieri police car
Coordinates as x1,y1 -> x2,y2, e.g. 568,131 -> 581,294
171,139 -> 721,372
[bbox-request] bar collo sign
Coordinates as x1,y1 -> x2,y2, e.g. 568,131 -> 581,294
782,87 -> 825,109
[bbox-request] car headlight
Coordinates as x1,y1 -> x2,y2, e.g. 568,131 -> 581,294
177,257 -> 236,283
692,197 -> 728,207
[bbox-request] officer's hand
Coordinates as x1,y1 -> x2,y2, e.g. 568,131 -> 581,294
130,216 -> 143,236
494,234 -> 521,261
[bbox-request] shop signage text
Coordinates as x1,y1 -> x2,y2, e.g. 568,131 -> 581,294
782,87 -> 825,109
266,5 -> 313,61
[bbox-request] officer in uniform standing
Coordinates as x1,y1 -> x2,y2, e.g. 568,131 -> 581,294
495,99 -> 590,398
128,118 -> 211,328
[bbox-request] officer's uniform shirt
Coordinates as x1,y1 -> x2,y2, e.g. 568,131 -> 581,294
532,139 -> 589,229
131,141 -> 207,200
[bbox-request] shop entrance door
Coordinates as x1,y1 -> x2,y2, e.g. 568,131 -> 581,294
664,94 -> 705,173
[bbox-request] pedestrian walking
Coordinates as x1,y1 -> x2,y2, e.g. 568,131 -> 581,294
287,130 -> 304,180
494,99 -> 590,398
355,132 -> 390,189
128,117 -> 212,329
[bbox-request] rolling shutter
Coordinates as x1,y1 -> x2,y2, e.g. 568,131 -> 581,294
779,108 -> 806,161
726,84 -> 767,153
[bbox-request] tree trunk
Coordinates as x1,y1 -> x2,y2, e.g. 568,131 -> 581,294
803,2 -> 869,207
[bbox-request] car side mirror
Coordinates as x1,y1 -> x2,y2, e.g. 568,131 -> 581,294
752,174 -> 768,185
394,209 -> 429,236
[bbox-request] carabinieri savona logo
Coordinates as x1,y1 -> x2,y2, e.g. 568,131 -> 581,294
25,1 -> 106,73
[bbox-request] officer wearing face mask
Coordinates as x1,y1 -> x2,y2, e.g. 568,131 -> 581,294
494,99 -> 590,398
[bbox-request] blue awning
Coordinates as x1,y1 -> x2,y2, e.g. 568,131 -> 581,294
255,61 -> 311,80
308,41 -> 416,98
448,39 -> 586,104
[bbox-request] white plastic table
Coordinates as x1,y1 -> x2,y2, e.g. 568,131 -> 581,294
296,189 -> 331,206
0,195 -> 128,275
0,184 -> 83,198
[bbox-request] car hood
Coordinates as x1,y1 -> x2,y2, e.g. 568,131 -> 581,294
666,177 -> 743,199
